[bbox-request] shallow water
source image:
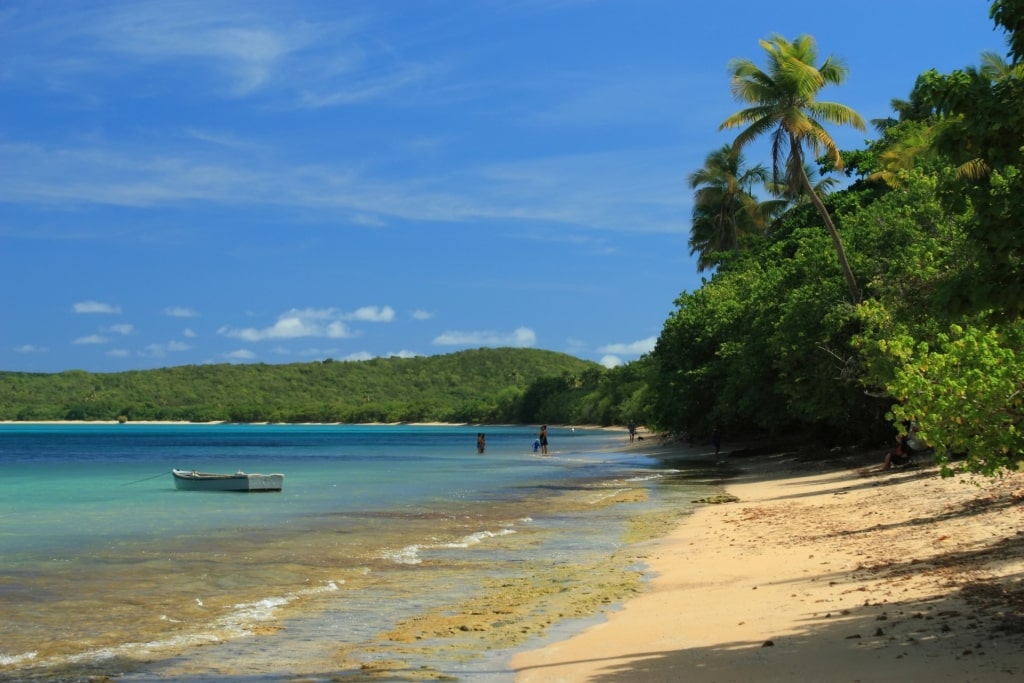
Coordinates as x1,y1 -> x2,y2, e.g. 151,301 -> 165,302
0,424 -> 721,681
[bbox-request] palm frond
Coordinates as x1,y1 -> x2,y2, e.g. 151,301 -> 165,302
719,33 -> 863,302
956,157 -> 991,181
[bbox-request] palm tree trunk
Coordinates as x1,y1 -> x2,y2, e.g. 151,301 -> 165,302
797,164 -> 862,304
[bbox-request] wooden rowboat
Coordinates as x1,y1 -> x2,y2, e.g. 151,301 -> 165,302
171,469 -> 284,492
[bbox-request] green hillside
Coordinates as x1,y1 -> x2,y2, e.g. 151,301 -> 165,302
0,348 -> 605,424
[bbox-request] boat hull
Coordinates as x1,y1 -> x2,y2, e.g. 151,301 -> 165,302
171,469 -> 284,492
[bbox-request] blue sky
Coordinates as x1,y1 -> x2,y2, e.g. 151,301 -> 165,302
0,1 -> 1005,373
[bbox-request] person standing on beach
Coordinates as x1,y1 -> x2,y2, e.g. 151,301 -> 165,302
628,420 -> 637,443
711,427 -> 721,457
538,425 -> 549,455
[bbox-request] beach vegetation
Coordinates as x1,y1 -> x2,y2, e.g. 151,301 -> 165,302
686,144 -> 779,271
651,4 -> 1024,476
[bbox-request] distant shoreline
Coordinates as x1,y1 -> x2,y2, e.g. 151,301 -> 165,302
0,420 -> 630,431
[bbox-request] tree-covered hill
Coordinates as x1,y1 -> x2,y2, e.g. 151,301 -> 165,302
0,348 -> 606,424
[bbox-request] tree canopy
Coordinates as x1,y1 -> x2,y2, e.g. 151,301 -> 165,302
654,5 -> 1024,476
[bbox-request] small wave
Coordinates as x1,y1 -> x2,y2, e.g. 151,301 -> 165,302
624,472 -> 665,482
18,579 -> 344,670
381,528 -> 517,565
447,528 -> 515,548
382,544 -> 423,565
64,632 -> 222,665
0,651 -> 37,667
218,596 -> 289,631
589,487 -> 633,504
216,580 -> 343,634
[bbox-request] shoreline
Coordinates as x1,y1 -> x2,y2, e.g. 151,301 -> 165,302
512,444 -> 1024,682
0,423 -> 650,682
0,420 -> 628,430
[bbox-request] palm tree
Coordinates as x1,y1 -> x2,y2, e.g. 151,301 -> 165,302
767,160 -> 839,204
687,144 -> 775,271
945,51 -> 1024,182
720,34 -> 866,303
978,50 -> 1024,80
866,123 -> 937,189
884,51 -> 1023,189
762,161 -> 840,235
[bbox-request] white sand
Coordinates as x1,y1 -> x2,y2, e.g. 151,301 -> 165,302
513,446 -> 1024,682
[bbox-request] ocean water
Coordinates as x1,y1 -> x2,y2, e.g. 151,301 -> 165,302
0,423 -> 720,682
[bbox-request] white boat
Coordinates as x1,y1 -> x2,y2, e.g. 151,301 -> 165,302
171,469 -> 284,492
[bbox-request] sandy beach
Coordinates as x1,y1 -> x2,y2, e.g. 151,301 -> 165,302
512,442 -> 1024,682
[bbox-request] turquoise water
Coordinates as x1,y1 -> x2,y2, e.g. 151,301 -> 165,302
0,423 -> 716,681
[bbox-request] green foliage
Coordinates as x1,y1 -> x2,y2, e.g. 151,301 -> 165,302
871,320 -> 1024,476
0,348 -> 629,426
908,20 -> 1024,317
650,215 -> 884,444
648,13 -> 1024,479
992,0 -> 1024,62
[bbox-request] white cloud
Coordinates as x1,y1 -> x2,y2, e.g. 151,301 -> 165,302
218,306 -> 394,342
411,309 -> 434,321
0,140 -> 688,235
225,349 -> 256,361
597,336 -> 657,356
183,328 -> 197,338
0,5 -> 691,236
107,349 -> 130,358
73,300 -> 121,314
109,323 -> 134,335
433,326 -> 536,347
219,309 -> 349,341
74,334 -> 108,345
323,321 -> 352,338
90,4 -> 316,97
167,340 -> 190,352
330,349 -> 419,362
347,305 -> 395,322
14,344 -> 47,353
165,306 -> 198,318
600,354 -> 622,368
